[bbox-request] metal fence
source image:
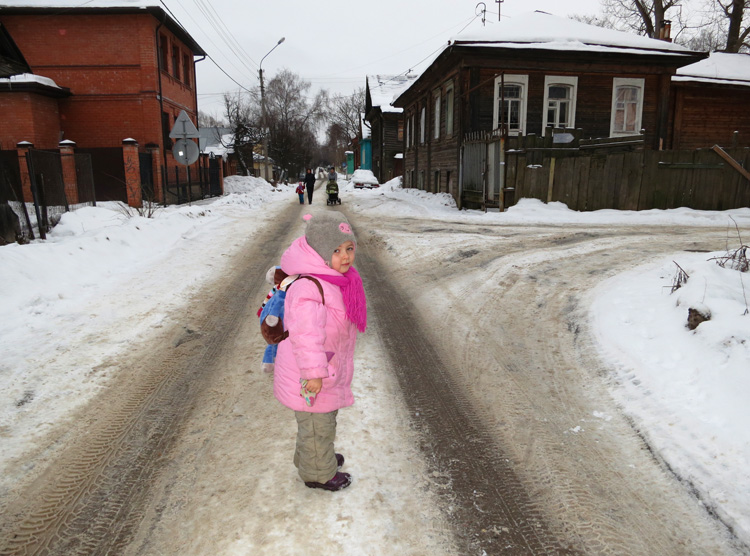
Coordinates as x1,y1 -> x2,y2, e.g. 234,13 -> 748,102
25,149 -> 96,240
0,150 -> 34,242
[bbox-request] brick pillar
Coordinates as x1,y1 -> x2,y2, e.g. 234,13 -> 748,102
16,141 -> 34,203
122,138 -> 142,208
59,140 -> 79,205
147,144 -> 164,205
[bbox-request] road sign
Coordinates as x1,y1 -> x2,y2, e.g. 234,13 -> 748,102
169,110 -> 199,139
172,138 -> 199,165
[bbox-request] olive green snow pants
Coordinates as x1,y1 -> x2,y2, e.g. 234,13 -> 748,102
294,410 -> 338,484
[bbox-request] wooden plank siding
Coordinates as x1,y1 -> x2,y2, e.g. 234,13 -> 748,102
670,84 -> 750,150
501,145 -> 749,212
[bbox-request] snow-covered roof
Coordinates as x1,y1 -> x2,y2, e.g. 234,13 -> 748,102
0,72 -> 61,89
450,11 -> 695,56
0,1 -> 161,8
367,74 -> 419,113
674,52 -> 750,88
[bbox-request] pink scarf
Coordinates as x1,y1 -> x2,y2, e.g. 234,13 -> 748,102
312,267 -> 367,332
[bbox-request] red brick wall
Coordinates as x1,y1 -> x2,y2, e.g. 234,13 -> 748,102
0,92 -> 61,149
1,12 -> 199,157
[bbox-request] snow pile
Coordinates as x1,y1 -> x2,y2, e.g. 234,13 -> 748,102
591,252 -> 750,541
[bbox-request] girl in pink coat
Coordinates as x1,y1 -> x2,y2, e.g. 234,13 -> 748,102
273,211 -> 367,491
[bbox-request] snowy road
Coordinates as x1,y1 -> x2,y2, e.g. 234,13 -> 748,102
0,181 -> 745,555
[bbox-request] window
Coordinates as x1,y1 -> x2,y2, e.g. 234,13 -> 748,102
397,120 -> 404,141
162,112 -> 172,147
433,91 -> 441,140
610,78 -> 645,136
420,106 -> 426,144
445,83 -> 454,136
172,46 -> 180,80
419,170 -> 424,189
434,170 -> 440,191
542,76 -> 578,130
183,53 -> 191,87
493,74 -> 528,135
159,34 -> 169,71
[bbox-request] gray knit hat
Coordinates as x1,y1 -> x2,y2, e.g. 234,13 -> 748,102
304,211 -> 356,264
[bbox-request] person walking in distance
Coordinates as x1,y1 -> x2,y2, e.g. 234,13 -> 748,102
273,212 -> 367,491
303,168 -> 316,204
295,182 -> 305,204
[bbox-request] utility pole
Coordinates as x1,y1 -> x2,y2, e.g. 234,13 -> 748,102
259,37 -> 285,183
496,0 -> 503,21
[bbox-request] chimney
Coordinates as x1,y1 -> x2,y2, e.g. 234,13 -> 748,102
659,20 -> 672,42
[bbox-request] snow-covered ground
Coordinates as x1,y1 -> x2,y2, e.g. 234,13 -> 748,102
1,174 -> 749,548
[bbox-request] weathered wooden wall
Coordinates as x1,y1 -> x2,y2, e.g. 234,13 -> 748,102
508,146 -> 750,212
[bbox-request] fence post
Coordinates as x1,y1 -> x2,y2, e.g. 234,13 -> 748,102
59,140 -> 79,205
122,138 -> 142,208
547,157 -> 556,202
16,141 -> 34,204
147,144 -> 164,206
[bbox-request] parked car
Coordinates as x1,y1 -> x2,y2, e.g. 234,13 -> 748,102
351,169 -> 379,189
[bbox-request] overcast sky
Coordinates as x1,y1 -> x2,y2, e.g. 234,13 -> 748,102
160,0 -> 604,117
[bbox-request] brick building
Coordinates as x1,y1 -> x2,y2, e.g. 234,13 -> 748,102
0,2 -> 212,205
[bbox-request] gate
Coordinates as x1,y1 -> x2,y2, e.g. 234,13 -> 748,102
208,156 -> 221,196
139,152 -> 154,202
461,130 -> 505,209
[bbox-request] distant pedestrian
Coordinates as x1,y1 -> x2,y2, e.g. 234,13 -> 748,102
304,168 -> 316,204
295,182 -> 305,204
273,212 -> 367,491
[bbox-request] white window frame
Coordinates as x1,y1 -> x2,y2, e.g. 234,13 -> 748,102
406,115 -> 411,148
420,105 -> 426,144
445,82 -> 454,136
493,74 -> 528,136
433,90 -> 441,140
542,75 -> 578,130
610,77 -> 645,136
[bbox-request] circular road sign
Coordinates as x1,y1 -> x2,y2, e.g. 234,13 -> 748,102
172,138 -> 199,166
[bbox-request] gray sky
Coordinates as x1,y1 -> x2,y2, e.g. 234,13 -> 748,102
161,0 -> 603,116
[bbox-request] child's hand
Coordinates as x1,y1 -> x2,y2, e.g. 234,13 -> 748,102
305,378 -> 323,394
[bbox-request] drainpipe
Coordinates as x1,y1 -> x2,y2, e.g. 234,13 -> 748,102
155,19 -> 167,204
193,54 -> 205,190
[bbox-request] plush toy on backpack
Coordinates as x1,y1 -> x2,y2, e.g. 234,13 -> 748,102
259,266 -> 291,373
258,266 -> 325,373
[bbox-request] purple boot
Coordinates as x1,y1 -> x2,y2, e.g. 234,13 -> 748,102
336,453 -> 344,468
305,472 -> 352,492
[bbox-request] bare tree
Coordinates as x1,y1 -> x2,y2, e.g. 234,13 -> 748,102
263,69 -> 327,178
717,0 -> 750,51
601,0 -> 683,38
328,87 -> 366,144
223,91 -> 262,176
198,110 -> 226,128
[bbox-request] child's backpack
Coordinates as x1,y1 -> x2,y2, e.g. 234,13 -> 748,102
259,267 -> 325,345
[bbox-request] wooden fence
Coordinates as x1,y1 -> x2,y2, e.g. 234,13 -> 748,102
462,129 -> 750,211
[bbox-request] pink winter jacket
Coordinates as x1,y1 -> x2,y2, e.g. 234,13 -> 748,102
273,236 -> 360,413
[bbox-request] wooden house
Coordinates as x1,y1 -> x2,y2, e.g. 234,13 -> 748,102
670,52 -> 750,150
364,74 -> 417,183
392,11 -> 705,203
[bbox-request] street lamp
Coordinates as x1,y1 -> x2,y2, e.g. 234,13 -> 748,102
259,37 -> 285,182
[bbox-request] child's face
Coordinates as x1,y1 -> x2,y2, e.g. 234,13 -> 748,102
330,241 -> 355,273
